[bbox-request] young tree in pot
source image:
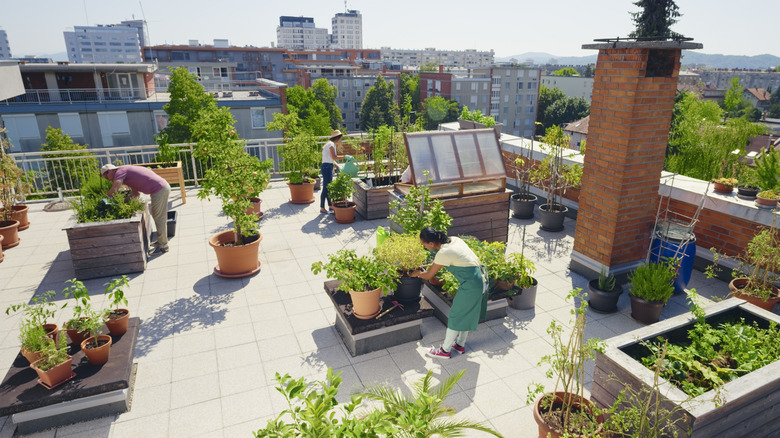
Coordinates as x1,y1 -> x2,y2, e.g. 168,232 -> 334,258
529,125 -> 582,232
527,289 -> 605,438
628,258 -> 677,324
267,113 -> 320,204
0,129 -> 25,248
327,172 -> 357,224
103,275 -> 130,335
510,123 -> 542,219
6,290 -> 62,364
311,249 -> 397,320
30,335 -> 73,389
588,266 -> 623,313
374,233 -> 428,304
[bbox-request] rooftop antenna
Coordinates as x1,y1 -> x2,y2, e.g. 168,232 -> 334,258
344,0 -> 347,12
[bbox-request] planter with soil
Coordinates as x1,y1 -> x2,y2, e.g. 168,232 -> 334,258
352,175 -> 400,220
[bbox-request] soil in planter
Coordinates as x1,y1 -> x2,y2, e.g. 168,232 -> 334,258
363,175 -> 400,187
107,309 -> 129,321
539,401 -> 600,436
82,338 -> 111,350
216,233 -> 261,248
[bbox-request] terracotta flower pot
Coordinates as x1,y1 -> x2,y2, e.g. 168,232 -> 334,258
0,220 -> 20,249
104,309 -> 130,336
7,205 -> 30,230
43,323 -> 59,342
31,355 -> 74,389
348,288 -> 382,319
494,279 -> 514,291
756,194 -> 779,209
208,230 -> 262,278
532,391 -> 603,438
729,278 -> 780,312
713,182 -> 734,194
81,334 -> 112,365
332,201 -> 356,224
0,235 -> 4,263
245,197 -> 264,220
65,319 -> 90,347
287,181 -> 315,204
21,346 -> 44,365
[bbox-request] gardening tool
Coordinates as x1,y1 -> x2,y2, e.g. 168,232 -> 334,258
376,300 -> 404,319
341,155 -> 359,178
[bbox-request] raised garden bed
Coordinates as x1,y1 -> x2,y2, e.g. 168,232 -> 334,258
352,175 -> 400,220
592,298 -> 780,437
422,281 -> 508,326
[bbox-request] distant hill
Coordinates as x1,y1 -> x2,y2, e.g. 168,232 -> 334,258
498,51 -> 780,69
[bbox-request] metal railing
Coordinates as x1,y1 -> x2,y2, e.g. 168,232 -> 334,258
1,88 -> 151,105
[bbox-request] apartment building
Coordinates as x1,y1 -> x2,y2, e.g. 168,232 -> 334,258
63,21 -> 146,64
331,10 -> 362,49
380,47 -> 494,69
0,30 -> 11,59
540,75 -> 594,103
276,16 -> 330,50
696,69 -> 780,92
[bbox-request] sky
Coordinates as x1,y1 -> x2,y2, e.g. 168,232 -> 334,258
2,0 -> 776,60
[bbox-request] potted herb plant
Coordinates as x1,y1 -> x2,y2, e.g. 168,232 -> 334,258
712,160 -> 738,194
374,233 -> 428,304
103,275 -> 130,335
0,129 -> 24,249
628,259 -> 677,324
388,172 -> 452,235
6,289 -> 61,364
29,335 -> 73,389
311,249 -> 397,320
527,289 -> 604,438
193,113 -> 273,278
588,266 -> 623,313
63,278 -> 111,363
328,172 -> 357,224
530,126 -> 582,232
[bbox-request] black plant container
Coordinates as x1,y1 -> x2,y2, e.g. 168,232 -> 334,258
538,204 -> 568,232
510,193 -> 537,219
393,276 -> 422,304
588,279 -> 623,313
737,185 -> 760,200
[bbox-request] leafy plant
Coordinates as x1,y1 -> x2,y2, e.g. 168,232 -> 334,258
18,320 -> 49,355
40,126 -> 99,193
389,172 -> 452,235
438,268 -> 459,296
754,149 -> 780,191
493,252 -> 536,289
530,125 -> 582,211
758,189 -> 779,199
460,106 -> 496,127
374,233 -> 427,276
527,289 -> 605,436
31,335 -> 70,372
6,289 -> 62,328
311,249 -> 397,295
327,172 -> 354,205
63,278 -> 106,348
104,275 -> 129,311
628,259 -> 677,303
271,125 -> 320,183
70,173 -> 145,223
597,266 -> 616,291
0,129 -> 27,223
153,133 -> 182,167
370,124 -> 404,181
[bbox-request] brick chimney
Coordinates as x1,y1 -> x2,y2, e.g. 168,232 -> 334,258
571,40 -> 702,278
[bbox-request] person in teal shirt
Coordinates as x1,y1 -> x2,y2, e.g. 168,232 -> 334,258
413,227 -> 488,359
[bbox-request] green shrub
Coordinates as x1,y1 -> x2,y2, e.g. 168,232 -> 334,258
70,173 -> 145,223
629,259 -> 677,303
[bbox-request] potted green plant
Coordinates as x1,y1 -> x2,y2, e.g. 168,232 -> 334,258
588,266 -> 623,313
628,259 -> 677,324
527,289 -> 604,438
103,275 -> 130,335
388,172 -> 452,235
268,114 -> 319,204
374,233 -> 428,304
193,113 -> 273,278
63,278 -> 111,364
458,106 -> 501,134
493,252 -> 536,292
0,128 -> 25,249
530,125 -> 582,232
6,289 -> 62,364
311,249 -> 397,320
712,160 -> 739,194
328,172 -> 357,224
29,335 -> 73,389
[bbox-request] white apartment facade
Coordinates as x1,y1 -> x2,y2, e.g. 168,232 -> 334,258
381,47 -> 494,69
331,10 -> 362,49
0,30 -> 11,59
64,23 -> 143,64
540,75 -> 594,103
276,16 -> 329,50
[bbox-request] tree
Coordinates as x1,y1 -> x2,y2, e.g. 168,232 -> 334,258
722,77 -> 745,113
629,0 -> 682,39
311,78 -> 343,130
582,64 -> 595,78
40,127 -> 98,191
162,68 -> 219,143
552,67 -> 579,77
536,85 -> 589,135
399,73 -> 420,125
286,86 -> 331,136
770,86 -> 780,105
419,96 -> 459,130
359,75 -> 400,131
419,62 -> 438,73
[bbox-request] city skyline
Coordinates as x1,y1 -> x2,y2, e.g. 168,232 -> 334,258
1,0 -> 776,61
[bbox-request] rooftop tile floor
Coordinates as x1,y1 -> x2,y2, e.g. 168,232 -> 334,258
0,181 -> 732,437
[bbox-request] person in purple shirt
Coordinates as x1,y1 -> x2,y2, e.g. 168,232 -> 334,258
101,164 -> 171,255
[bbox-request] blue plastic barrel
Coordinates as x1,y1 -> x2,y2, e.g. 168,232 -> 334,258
649,224 -> 696,294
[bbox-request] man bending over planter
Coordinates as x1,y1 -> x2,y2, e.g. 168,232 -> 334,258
101,164 -> 171,255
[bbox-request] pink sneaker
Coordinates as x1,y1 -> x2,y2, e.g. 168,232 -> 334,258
451,343 -> 465,354
426,346 -> 451,359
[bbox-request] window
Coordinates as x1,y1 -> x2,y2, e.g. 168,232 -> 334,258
153,110 -> 168,133
528,106 -> 535,113
528,82 -> 536,89
343,102 -> 349,109
517,70 -> 525,78
471,83 -> 477,91
354,79 -> 361,87
504,95 -> 509,103
518,82 -> 523,89
97,112 -> 130,147
491,91 -> 499,98
94,42 -> 105,46
80,41 -> 91,46
492,77 -> 500,85
470,96 -> 478,104
2,114 -> 40,152
356,90 -> 361,97
456,82 -> 461,91
503,107 -> 508,114
491,103 -> 499,111
110,42 -> 121,46
483,83 -> 488,90
527,95 -> 534,104
250,108 -> 266,129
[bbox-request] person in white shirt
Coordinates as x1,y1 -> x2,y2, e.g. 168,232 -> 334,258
321,130 -> 345,214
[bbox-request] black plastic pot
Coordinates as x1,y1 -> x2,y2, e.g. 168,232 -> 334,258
167,210 -> 177,238
737,185 -> 760,200
629,293 -> 665,325
538,204 -> 568,232
507,277 -> 538,310
588,279 -> 623,313
510,193 -> 537,219
393,276 -> 422,304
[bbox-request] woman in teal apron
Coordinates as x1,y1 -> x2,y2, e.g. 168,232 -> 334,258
413,227 -> 488,359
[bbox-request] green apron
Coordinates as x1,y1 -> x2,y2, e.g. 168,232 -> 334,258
447,265 -> 488,331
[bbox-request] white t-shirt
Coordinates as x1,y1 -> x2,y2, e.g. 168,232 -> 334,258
433,237 -> 481,267
322,141 -> 336,164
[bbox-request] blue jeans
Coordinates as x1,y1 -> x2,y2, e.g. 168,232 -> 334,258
320,163 -> 334,209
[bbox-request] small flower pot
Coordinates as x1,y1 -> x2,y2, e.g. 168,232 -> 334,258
81,334 -> 113,366
65,319 -> 90,347
629,293 -> 665,325
31,356 -> 74,390
348,288 -> 382,319
104,308 -> 130,336
713,182 -> 734,194
737,185 -> 760,200
587,279 -> 623,313
393,276 -> 422,304
507,277 -> 538,310
755,194 -> 779,209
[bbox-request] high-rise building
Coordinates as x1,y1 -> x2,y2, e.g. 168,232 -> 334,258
64,22 -> 144,63
0,30 -> 12,59
276,16 -> 329,50
381,47 -> 494,69
331,10 -> 362,49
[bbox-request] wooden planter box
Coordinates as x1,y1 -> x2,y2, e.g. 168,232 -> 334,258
389,189 -> 511,243
138,161 -> 186,204
422,282 -> 508,326
592,298 -> 780,437
352,176 -> 399,220
63,209 -> 150,280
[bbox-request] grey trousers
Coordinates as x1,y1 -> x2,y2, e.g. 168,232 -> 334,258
150,184 -> 171,246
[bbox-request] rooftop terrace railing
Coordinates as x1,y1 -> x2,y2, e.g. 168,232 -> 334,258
1,88 -> 150,105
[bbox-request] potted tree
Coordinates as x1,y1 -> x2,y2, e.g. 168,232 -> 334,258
353,126 -> 407,220
0,129 -> 24,249
628,259 -> 677,324
374,233 -> 428,304
29,335 -> 73,389
311,249 -> 397,320
530,126 -> 582,232
510,125 -> 541,219
328,172 -> 357,224
267,112 -> 320,205
194,112 -> 273,278
6,290 -> 61,364
527,289 -> 604,438
588,266 -> 623,313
